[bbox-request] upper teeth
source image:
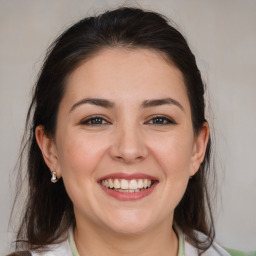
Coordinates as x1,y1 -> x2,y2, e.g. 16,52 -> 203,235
101,179 -> 152,190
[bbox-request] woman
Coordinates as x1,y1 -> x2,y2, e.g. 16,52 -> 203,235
9,7 -> 239,256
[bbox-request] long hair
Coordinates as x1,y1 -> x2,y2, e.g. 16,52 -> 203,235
11,7 -> 215,253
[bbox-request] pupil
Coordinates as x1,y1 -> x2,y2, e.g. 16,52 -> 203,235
154,118 -> 163,124
92,118 -> 102,124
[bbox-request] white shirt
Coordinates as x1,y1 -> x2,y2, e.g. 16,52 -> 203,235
30,227 -> 231,256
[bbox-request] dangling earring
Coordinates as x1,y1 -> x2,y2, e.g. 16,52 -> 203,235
51,171 -> 58,183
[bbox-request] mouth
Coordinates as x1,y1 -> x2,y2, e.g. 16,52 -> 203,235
100,178 -> 157,193
98,174 -> 159,201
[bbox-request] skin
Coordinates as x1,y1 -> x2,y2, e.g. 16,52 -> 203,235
36,48 -> 209,256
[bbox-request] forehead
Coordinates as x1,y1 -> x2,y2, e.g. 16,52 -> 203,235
63,47 -> 190,110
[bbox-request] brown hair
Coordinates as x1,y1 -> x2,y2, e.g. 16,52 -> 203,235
11,7 -> 215,253
7,252 -> 31,256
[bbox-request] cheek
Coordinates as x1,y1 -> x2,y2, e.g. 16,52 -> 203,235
57,131 -> 108,179
56,132 -> 110,211
149,132 -> 194,177
154,136 -> 192,207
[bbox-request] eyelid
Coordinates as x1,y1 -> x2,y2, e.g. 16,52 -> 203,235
145,115 -> 177,125
80,115 -> 111,126
79,114 -> 176,126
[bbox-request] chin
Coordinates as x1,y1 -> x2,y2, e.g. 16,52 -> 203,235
99,209 -> 160,235
108,221 -> 152,235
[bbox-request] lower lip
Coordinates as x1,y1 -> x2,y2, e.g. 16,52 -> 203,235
99,182 -> 158,201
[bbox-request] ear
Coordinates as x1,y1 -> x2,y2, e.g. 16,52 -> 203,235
35,125 -> 61,178
190,122 -> 210,176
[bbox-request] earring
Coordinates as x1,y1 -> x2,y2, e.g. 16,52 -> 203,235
51,171 -> 58,183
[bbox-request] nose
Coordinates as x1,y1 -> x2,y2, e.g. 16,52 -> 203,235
109,124 -> 148,163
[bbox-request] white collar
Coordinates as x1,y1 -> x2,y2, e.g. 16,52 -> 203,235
31,226 -> 230,256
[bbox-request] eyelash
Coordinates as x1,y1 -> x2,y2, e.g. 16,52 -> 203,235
146,115 -> 176,125
80,116 -> 110,126
80,115 -> 176,126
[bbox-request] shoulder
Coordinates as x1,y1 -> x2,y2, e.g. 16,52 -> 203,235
184,238 -> 231,256
7,252 -> 32,256
183,230 -> 254,256
225,248 -> 256,256
179,228 -> 231,256
29,238 -> 72,256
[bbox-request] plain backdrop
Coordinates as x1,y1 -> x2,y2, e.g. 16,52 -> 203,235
0,0 -> 255,254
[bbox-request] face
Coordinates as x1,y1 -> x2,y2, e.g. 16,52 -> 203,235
37,48 -> 208,235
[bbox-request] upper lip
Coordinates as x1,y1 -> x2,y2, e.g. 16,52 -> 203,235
98,172 -> 158,181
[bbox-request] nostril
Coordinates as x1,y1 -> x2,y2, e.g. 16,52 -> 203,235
109,131 -> 149,162
112,154 -> 145,163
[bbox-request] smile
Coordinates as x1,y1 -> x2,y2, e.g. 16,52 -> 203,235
99,174 -> 158,201
101,178 -> 153,192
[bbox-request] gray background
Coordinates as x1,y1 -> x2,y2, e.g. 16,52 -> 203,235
1,0 -> 255,254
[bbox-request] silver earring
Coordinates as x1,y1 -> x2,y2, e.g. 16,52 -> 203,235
51,171 -> 58,183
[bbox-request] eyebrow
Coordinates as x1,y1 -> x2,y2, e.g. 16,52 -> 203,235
69,97 -> 184,113
142,98 -> 184,112
69,98 -> 115,113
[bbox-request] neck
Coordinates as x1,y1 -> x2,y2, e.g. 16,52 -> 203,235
74,218 -> 179,256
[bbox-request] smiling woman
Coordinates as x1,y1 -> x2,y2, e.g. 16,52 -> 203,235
8,6 -> 237,256
37,47 -> 203,241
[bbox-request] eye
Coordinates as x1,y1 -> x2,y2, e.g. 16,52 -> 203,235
146,115 -> 176,125
80,116 -> 110,126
